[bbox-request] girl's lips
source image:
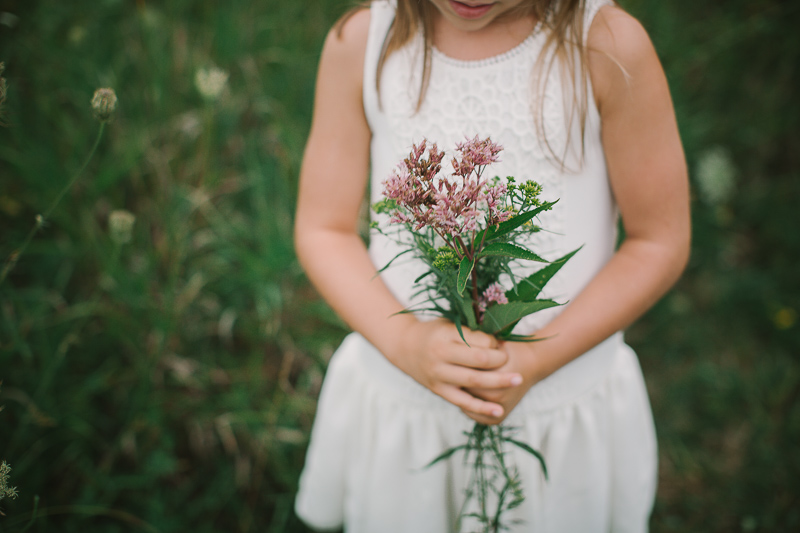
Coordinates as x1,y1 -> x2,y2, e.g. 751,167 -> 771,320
448,0 -> 495,20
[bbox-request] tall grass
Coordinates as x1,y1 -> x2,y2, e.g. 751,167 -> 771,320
0,1 -> 349,531
0,0 -> 798,532
626,0 -> 800,530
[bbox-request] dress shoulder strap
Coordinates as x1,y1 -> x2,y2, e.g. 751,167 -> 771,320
582,0 -> 614,45
362,0 -> 396,119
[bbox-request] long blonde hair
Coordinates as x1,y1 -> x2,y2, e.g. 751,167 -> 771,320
338,0 -> 598,166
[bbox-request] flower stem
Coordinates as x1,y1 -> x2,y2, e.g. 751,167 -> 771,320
434,228 -> 461,259
455,235 -> 469,258
0,123 -> 106,285
472,267 -> 481,321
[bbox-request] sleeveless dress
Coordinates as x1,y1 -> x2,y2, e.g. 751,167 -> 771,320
295,1 -> 658,531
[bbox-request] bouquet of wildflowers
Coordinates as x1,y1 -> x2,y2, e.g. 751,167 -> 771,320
373,137 -> 577,532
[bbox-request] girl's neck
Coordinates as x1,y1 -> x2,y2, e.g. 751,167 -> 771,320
431,11 -> 538,62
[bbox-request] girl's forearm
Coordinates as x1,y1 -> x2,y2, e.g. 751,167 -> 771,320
297,224 -> 524,418
295,226 -> 418,362
519,235 -> 689,381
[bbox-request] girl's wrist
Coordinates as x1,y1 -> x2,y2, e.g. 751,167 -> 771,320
372,313 -> 422,367
507,335 -> 564,387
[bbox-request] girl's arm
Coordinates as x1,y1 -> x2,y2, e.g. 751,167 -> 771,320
465,6 -> 691,424
295,10 -> 524,419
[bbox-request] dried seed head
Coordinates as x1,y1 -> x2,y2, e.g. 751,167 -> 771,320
194,67 -> 228,101
91,87 -> 118,122
108,209 -> 135,245
0,461 -> 17,501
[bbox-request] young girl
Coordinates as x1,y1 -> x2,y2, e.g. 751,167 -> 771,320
294,0 -> 689,531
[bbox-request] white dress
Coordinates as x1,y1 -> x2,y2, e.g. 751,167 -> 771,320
295,0 -> 658,531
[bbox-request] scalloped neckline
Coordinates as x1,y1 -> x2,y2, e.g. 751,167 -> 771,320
431,22 -> 542,68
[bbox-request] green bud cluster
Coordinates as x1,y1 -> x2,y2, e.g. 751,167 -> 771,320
372,198 -> 398,215
432,247 -> 459,271
521,181 -> 543,206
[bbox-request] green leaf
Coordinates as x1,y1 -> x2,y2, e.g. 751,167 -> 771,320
454,291 -> 478,331
453,315 -> 469,346
496,333 -> 543,342
507,247 -> 581,302
371,198 -> 398,214
423,444 -> 470,469
457,256 -> 474,295
479,300 -> 561,334
504,438 -> 548,480
390,307 -> 440,317
472,200 -> 558,246
478,242 -> 548,263
414,270 -> 434,284
373,248 -> 414,276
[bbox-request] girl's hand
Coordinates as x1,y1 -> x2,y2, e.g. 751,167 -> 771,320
386,318 -> 525,419
462,340 -> 546,425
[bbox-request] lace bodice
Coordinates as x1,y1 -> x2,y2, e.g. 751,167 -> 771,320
364,0 -> 616,333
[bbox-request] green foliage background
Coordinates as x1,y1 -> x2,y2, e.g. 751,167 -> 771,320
0,0 -> 797,531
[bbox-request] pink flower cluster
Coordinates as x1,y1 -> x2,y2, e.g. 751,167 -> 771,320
382,137 -> 511,238
452,136 -> 503,177
478,282 -> 509,314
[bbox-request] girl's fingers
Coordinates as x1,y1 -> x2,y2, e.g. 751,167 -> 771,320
447,344 -> 508,370
458,328 -> 500,349
441,365 -> 523,391
439,385 -> 504,419
461,408 -> 504,426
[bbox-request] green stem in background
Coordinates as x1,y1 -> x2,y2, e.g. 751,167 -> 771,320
18,494 -> 39,533
197,103 -> 213,186
31,246 -> 121,409
0,122 -> 106,285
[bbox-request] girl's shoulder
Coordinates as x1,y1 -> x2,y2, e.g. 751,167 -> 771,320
587,5 -> 663,113
318,6 -> 371,90
330,5 -> 372,51
587,5 -> 654,61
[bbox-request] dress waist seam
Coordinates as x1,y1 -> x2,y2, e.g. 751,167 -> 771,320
342,331 -> 625,414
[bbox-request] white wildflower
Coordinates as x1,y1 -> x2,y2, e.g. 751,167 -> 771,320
195,66 -> 228,101
108,209 -> 136,245
176,111 -> 202,140
695,147 -> 736,205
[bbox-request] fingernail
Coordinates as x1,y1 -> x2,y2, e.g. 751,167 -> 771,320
510,374 -> 523,386
492,408 -> 503,417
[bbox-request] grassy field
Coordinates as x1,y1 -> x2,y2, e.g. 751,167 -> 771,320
0,0 -> 798,531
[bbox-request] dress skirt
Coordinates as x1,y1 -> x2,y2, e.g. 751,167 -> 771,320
295,332 -> 658,533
